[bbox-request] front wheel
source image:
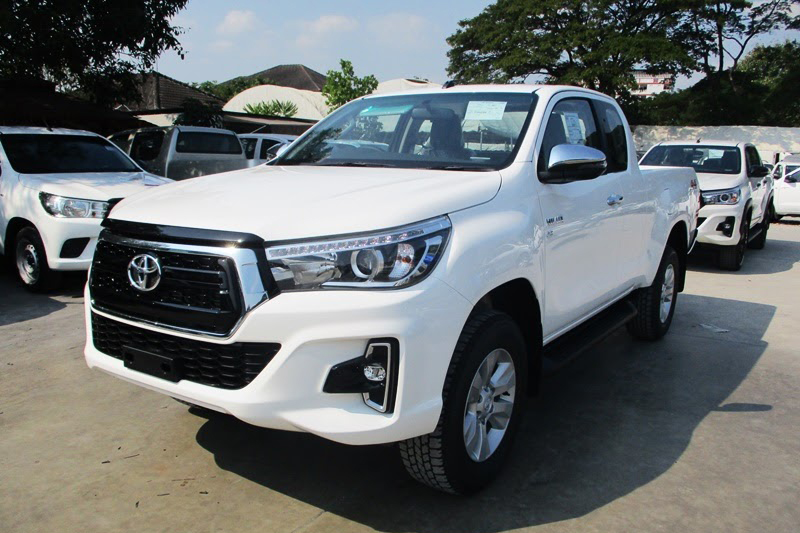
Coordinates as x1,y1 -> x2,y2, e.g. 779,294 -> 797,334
627,246 -> 679,341
399,311 -> 527,494
718,213 -> 750,271
15,227 -> 61,292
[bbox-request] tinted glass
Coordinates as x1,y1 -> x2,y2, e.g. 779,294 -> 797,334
1,134 -> 139,174
785,165 -> 800,178
641,145 -> 741,175
175,132 -> 242,154
279,92 -> 537,170
594,100 -> 628,172
538,98 -> 601,172
131,131 -> 165,161
240,138 -> 257,159
259,139 -> 281,159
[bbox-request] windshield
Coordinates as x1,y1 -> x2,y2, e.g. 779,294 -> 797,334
641,145 -> 741,175
1,134 -> 139,174
278,92 -> 537,170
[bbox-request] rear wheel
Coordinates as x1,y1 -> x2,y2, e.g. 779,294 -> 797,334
14,227 -> 61,292
399,311 -> 527,494
627,246 -> 679,341
718,213 -> 750,271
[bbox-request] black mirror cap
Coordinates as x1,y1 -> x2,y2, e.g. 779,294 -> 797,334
539,144 -> 608,184
749,165 -> 769,178
786,175 -> 798,183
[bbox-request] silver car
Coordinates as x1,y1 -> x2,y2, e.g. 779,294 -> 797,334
109,126 -> 248,180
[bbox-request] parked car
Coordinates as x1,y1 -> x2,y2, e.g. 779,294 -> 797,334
85,85 -> 699,494
641,140 -> 773,270
238,133 -> 297,166
109,126 -> 247,180
0,127 -> 171,290
770,155 -> 800,219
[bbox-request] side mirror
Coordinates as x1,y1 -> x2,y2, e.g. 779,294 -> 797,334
749,165 -> 769,178
540,144 -> 607,183
276,143 -> 291,158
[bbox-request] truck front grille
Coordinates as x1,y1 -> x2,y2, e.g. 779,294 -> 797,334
90,239 -> 242,336
92,313 -> 280,389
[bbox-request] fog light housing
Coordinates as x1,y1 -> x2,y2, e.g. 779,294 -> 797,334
323,338 -> 399,413
716,216 -> 736,237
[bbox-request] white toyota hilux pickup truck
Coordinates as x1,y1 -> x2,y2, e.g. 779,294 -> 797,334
0,127 -> 171,290
641,140 -> 773,270
85,85 -> 699,494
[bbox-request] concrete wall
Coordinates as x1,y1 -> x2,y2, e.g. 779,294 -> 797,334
632,125 -> 800,164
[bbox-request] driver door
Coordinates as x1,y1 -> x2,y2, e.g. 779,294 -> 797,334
745,145 -> 768,223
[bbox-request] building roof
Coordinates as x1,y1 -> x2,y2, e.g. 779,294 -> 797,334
223,64 -> 327,92
118,72 -> 223,112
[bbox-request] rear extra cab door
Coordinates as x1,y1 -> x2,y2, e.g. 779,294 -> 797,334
744,144 -> 769,224
535,94 -> 629,339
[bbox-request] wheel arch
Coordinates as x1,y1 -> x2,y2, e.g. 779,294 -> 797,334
471,278 -> 542,396
3,217 -> 37,256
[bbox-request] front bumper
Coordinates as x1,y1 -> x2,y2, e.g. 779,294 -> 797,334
695,204 -> 744,246
39,217 -> 103,271
84,276 -> 472,445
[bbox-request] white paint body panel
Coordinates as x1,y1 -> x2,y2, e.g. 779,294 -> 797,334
84,86 -> 698,444
772,162 -> 800,216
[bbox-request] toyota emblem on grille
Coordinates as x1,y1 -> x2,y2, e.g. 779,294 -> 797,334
127,254 -> 162,292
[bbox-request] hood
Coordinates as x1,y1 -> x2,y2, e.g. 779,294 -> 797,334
695,172 -> 744,192
110,165 -> 502,240
21,172 -> 171,200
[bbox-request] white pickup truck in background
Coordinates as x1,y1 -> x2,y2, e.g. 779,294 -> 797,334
0,127 -> 170,290
641,140 -> 773,270
85,85 -> 699,494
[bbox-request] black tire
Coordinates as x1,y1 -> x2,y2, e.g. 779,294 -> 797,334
748,211 -> 770,250
14,227 -> 61,292
399,311 -> 528,494
627,246 -> 679,341
717,213 -> 750,271
770,202 -> 782,223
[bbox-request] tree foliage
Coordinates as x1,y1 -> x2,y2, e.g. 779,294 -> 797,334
0,0 -> 188,106
190,76 -> 274,102
243,99 -> 299,118
322,60 -> 378,111
447,0 -> 694,98
174,98 -> 223,128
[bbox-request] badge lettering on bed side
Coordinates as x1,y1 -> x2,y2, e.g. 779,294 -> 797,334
545,215 -> 564,226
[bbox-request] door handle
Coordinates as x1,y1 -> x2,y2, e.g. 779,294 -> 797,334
607,194 -> 624,206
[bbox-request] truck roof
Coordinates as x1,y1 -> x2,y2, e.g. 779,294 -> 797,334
361,83 -> 616,102
0,126 -> 100,136
657,140 -> 744,148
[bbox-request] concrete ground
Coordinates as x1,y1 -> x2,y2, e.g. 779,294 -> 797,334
1,222 -> 799,533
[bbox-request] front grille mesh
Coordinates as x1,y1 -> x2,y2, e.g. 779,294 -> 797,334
92,313 -> 280,389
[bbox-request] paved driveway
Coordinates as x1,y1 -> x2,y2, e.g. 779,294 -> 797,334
2,223 -> 799,533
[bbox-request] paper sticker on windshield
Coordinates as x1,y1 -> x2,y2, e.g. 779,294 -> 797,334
465,101 -> 507,121
563,112 -> 585,144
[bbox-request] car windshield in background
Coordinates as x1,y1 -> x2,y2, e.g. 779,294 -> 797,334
175,132 -> 243,154
641,145 -> 741,175
1,134 -> 139,174
278,92 -> 537,170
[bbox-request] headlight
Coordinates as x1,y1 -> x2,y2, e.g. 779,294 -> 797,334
701,187 -> 740,205
266,217 -> 451,290
40,192 -> 109,218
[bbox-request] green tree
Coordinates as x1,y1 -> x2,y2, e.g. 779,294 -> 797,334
243,99 -> 299,118
739,41 -> 800,126
174,98 -> 223,128
446,0 -> 694,98
0,0 -> 188,106
322,59 -> 378,111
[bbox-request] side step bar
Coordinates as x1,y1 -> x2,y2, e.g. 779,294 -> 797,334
541,299 -> 638,376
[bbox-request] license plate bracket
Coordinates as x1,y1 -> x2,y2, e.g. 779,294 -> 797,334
123,346 -> 182,382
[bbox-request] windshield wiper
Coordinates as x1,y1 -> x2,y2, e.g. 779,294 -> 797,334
314,161 -> 397,168
422,165 -> 493,171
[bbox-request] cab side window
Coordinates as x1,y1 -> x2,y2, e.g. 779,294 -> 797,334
259,139 -> 281,160
594,100 -> 628,173
538,98 -> 601,173
745,146 -> 762,176
131,131 -> 165,162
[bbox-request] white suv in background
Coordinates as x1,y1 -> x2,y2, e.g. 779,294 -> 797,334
770,155 -> 800,220
0,127 -> 170,290
641,140 -> 773,270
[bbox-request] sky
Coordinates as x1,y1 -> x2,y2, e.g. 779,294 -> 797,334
156,0 -> 495,85
155,0 -> 798,89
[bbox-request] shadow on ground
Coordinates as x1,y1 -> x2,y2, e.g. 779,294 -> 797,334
0,267 -> 85,326
194,294 -> 774,533
687,230 -> 800,275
